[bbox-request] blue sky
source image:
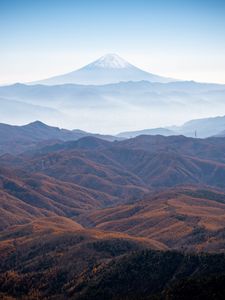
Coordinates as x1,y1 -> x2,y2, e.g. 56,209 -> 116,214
0,0 -> 225,84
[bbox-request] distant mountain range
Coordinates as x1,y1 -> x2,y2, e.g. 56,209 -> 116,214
1,79 -> 225,132
118,115 -> 225,138
32,53 -> 174,85
0,120 -> 120,155
1,114 -> 225,156
117,127 -> 176,138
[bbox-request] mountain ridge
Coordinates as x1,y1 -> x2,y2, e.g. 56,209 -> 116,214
0,120 -> 121,155
118,115 -> 225,138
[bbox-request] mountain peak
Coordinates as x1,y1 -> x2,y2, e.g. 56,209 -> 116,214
86,53 -> 131,69
24,120 -> 50,128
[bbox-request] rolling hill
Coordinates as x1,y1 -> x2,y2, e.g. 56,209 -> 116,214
78,186 -> 225,252
0,165 -> 147,230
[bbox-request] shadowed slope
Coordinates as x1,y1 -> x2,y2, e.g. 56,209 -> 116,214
0,217 -> 165,299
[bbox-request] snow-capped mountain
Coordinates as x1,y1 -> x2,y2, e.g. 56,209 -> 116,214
33,53 -> 174,85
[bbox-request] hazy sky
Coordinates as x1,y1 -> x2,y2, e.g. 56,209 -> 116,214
1,0 -> 225,84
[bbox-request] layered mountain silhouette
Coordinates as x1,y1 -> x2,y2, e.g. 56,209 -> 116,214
2,117 -> 225,157
1,79 -> 225,132
0,121 -> 122,155
33,53 -> 174,85
118,115 -> 225,138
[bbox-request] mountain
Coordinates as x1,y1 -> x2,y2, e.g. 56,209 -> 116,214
4,134 -> 225,194
118,115 -> 225,138
4,135 -> 225,251
118,127 -> 176,138
0,121 -> 120,155
33,53 -> 174,85
170,115 -> 225,138
2,133 -> 225,298
9,115 -> 225,158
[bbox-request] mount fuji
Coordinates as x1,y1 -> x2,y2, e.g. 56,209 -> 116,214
33,53 -> 174,85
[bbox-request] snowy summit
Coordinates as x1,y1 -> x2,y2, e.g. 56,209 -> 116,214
88,53 -> 131,69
